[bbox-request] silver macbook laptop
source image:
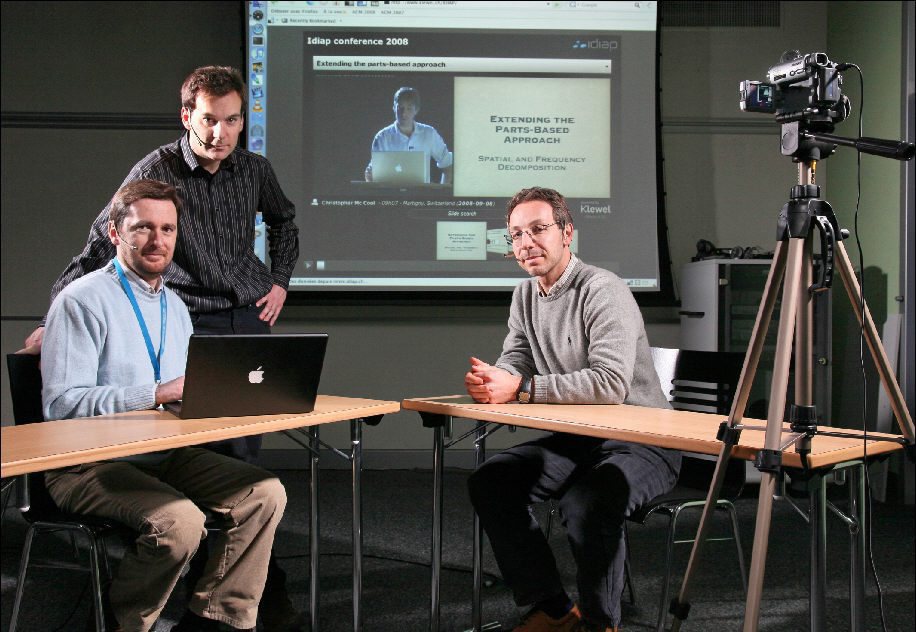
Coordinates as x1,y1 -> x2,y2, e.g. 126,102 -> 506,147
166,333 -> 328,419
371,150 -> 430,184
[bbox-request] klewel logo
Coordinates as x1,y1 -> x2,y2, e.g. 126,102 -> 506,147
580,202 -> 611,215
249,366 -> 265,384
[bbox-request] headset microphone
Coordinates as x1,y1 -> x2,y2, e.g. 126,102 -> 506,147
116,230 -> 138,250
189,123 -> 208,148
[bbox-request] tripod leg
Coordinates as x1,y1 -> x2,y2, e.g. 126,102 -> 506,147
668,428 -> 743,632
731,240 -> 790,419
795,238 -> 814,407
795,238 -> 829,631
744,238 -> 808,632
668,242 -> 788,632
834,242 -> 915,441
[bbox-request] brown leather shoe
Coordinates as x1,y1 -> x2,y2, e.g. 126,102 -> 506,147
513,603 -> 582,631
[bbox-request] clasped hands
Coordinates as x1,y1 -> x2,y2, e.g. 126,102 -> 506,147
465,357 -> 523,404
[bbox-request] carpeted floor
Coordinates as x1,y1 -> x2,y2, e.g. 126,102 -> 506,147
2,468 -> 913,631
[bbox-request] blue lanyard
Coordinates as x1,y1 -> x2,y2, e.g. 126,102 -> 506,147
113,259 -> 167,383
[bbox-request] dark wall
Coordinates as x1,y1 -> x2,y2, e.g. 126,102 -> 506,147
1,0 -> 243,318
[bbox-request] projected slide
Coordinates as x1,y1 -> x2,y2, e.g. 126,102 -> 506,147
248,2 -> 660,293
454,77 -> 610,197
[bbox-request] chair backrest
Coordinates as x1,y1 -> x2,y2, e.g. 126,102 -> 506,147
665,349 -> 745,415
6,353 -> 65,517
7,353 -> 220,530
650,347 -> 747,495
650,347 -> 679,404
7,353 -> 43,425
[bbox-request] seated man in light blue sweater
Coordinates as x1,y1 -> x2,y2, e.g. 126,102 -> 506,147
464,187 -> 680,632
41,179 -> 286,632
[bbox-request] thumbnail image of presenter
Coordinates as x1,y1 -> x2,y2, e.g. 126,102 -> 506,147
364,86 -> 453,184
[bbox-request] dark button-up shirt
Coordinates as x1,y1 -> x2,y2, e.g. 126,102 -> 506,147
49,134 -> 299,314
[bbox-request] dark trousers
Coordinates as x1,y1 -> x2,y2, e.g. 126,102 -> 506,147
467,432 -> 680,627
186,305 -> 292,620
191,306 -> 270,462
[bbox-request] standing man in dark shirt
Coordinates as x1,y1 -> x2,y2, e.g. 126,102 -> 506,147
24,65 -> 303,631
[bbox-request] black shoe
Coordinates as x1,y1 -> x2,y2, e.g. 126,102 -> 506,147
259,555 -> 307,631
170,610 -> 222,632
170,610 -> 258,632
569,619 -> 619,632
259,593 -> 308,631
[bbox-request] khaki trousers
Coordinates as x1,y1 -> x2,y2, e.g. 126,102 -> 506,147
45,447 -> 286,631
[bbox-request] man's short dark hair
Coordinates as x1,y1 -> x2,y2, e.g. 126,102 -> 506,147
181,65 -> 247,113
109,180 -> 181,229
506,187 -> 574,228
393,86 -> 420,109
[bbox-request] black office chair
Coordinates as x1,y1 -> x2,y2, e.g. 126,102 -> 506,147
625,347 -> 748,632
6,352 -> 130,632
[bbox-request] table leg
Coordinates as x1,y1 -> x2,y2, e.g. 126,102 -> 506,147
472,421 -> 487,631
430,419 -> 447,632
16,474 -> 30,511
848,463 -> 865,631
352,419 -> 364,632
808,471 -> 827,632
310,426 -> 321,632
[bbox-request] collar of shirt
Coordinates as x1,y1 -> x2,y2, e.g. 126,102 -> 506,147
538,254 -> 579,298
392,123 -> 414,140
110,258 -> 163,295
179,133 -> 237,175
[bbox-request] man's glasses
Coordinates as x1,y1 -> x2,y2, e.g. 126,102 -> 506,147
505,223 -> 559,246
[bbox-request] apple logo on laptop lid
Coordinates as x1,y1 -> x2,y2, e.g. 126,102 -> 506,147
248,366 -> 265,384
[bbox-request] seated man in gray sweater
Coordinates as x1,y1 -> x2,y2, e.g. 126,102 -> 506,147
41,179 -> 286,632
464,187 -> 680,632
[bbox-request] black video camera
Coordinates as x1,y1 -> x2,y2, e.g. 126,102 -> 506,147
739,51 -> 849,127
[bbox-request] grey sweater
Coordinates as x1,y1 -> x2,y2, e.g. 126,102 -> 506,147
495,256 -> 669,408
42,260 -> 193,422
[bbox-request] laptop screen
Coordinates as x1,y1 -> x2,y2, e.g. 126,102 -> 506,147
370,150 -> 431,185
170,333 -> 328,419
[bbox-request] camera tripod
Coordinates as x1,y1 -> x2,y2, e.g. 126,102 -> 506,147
665,154 -> 915,631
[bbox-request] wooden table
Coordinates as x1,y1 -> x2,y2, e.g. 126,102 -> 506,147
403,395 -> 904,632
2,395 -> 401,632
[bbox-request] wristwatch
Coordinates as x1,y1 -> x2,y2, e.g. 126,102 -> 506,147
517,377 -> 533,403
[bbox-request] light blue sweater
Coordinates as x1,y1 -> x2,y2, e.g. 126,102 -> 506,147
42,260 -> 193,425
